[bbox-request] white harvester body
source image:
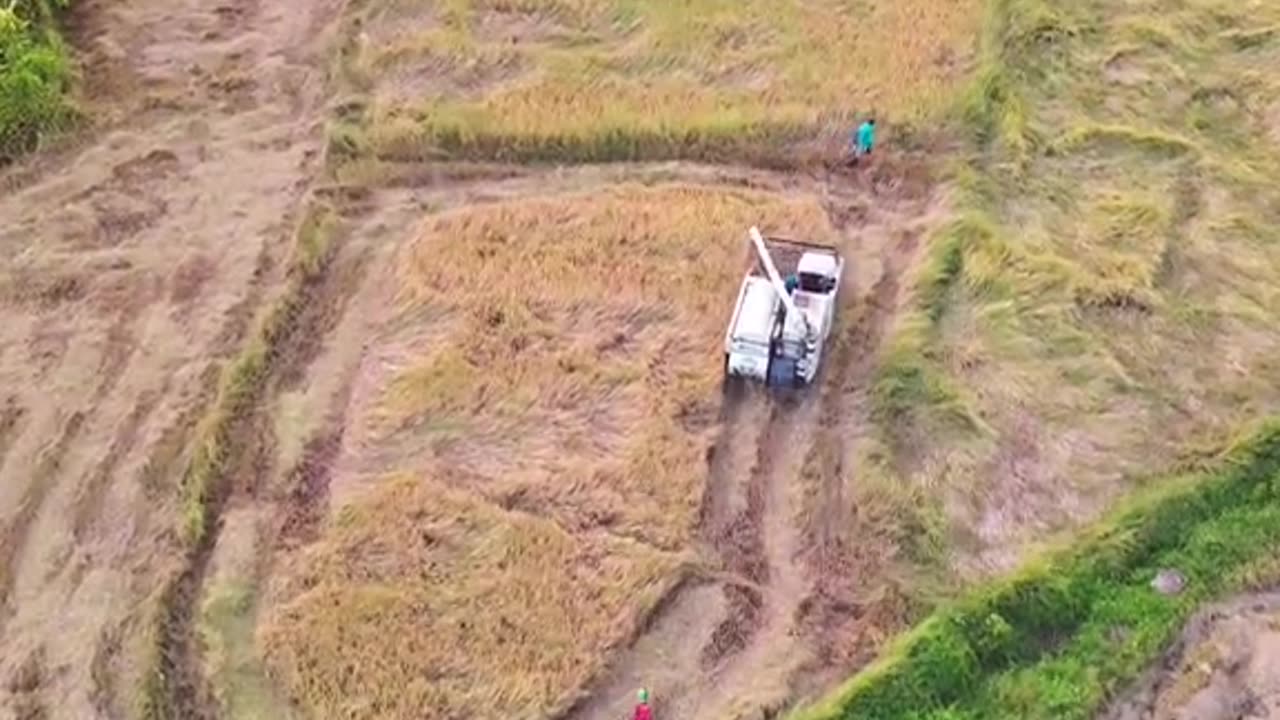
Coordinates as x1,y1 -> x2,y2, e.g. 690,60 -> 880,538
723,227 -> 844,388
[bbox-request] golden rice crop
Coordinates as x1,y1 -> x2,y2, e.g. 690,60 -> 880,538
261,475 -> 681,720
349,0 -> 983,160
379,183 -> 836,550
260,184 -> 839,719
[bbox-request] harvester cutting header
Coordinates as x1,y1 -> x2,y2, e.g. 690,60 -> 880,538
723,227 -> 844,388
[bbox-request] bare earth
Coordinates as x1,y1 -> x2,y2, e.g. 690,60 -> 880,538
1102,591 -> 1280,720
0,0 -> 339,716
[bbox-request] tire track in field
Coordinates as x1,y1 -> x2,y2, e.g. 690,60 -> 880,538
564,382 -> 771,720
0,398 -> 27,486
689,389 -> 827,720
790,187 -> 943,697
0,308 -> 140,630
0,411 -> 87,624
561,164 -> 939,720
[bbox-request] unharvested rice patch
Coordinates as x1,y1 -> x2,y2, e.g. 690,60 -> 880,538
371,41 -> 530,105
355,0 -> 984,155
376,184 -> 835,549
261,476 -> 682,720
267,184 -> 839,719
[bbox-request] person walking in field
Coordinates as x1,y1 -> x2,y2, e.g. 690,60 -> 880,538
854,117 -> 876,161
634,688 -> 653,720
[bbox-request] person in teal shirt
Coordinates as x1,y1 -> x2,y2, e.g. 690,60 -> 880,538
853,118 -> 876,160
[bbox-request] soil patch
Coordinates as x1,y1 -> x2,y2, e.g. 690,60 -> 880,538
1101,591 -> 1280,720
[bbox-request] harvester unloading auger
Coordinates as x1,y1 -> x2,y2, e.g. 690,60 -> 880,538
723,227 -> 844,388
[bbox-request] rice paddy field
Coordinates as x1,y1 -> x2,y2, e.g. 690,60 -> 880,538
9,0 -> 1280,718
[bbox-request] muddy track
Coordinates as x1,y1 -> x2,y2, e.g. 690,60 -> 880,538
703,386 -> 772,666
0,411 -> 86,624
792,204 -> 930,693
149,194 -> 376,719
696,391 -> 825,720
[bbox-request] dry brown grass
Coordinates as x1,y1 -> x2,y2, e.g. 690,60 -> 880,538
260,184 -> 839,719
874,0 -> 1280,576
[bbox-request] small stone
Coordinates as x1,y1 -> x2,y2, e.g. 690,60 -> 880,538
1153,569 -> 1187,596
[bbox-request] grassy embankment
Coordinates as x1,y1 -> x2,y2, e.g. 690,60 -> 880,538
331,0 -> 981,165
793,420 -> 1280,720
794,0 -> 1280,715
0,0 -> 75,161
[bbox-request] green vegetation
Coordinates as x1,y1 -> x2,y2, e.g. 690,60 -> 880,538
0,0 -> 76,161
337,0 -> 982,163
181,204 -> 339,548
792,420 -> 1280,719
200,576 -> 295,720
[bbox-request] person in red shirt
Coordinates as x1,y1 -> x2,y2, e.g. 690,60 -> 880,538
634,688 -> 653,720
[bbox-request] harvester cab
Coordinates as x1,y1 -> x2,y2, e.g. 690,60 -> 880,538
723,227 -> 843,388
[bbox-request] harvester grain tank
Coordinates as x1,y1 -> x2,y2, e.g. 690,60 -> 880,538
723,227 -> 843,387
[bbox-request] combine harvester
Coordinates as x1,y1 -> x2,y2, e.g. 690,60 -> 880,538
723,227 -> 844,388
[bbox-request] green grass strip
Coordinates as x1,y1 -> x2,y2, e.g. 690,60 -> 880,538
790,420 -> 1280,720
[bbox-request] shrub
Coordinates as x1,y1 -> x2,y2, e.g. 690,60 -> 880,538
0,0 -> 75,161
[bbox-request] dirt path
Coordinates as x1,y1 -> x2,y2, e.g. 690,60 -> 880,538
562,164 -> 940,720
699,394 -> 825,720
0,0 -> 340,716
